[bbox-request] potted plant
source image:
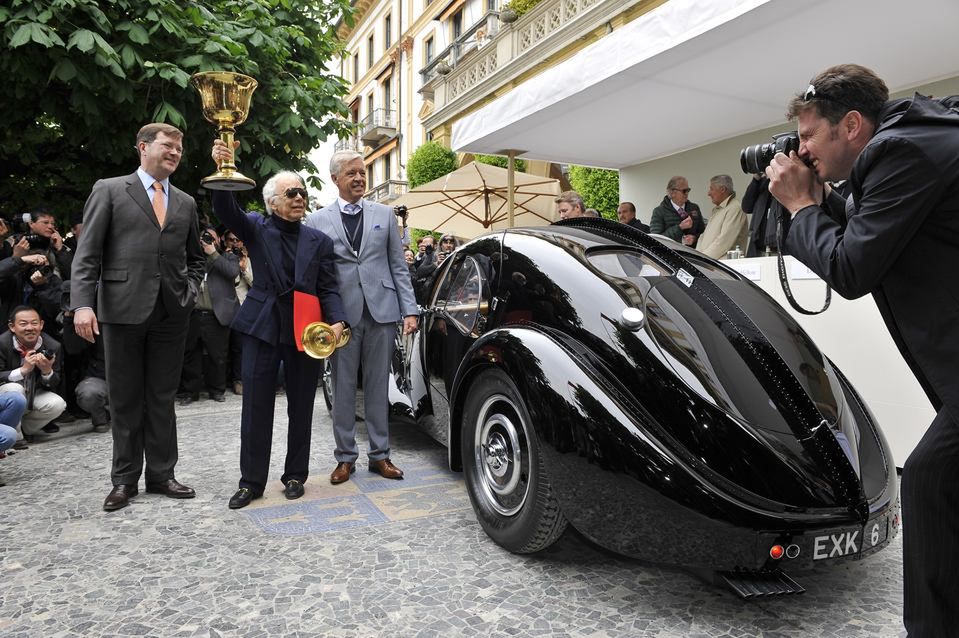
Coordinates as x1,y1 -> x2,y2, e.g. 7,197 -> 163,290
499,3 -> 518,24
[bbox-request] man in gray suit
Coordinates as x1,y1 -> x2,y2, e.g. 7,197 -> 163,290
72,123 -> 205,511
305,151 -> 418,484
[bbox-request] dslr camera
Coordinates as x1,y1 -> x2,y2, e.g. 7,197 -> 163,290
739,132 -> 800,174
33,346 -> 54,359
200,230 -> 216,245
21,259 -> 53,279
393,205 -> 408,218
19,233 -> 51,250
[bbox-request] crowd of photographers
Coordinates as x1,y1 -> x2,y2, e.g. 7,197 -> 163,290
0,208 -> 259,480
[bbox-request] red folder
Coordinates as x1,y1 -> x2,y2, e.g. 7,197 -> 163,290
293,290 -> 323,351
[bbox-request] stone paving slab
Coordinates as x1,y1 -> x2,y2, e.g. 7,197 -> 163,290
0,392 -> 907,637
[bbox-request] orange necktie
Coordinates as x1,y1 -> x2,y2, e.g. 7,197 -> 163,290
152,181 -> 166,227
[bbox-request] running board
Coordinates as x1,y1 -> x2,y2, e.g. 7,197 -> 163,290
718,569 -> 806,598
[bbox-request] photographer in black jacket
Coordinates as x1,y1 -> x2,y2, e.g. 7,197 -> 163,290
179,226 -> 240,405
766,63 -> 959,636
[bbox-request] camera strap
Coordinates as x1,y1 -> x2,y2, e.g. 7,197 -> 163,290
775,212 -> 831,315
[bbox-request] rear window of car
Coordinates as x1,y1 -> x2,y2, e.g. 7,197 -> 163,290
587,250 -> 672,279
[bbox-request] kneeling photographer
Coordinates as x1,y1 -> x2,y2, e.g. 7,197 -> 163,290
763,63 -> 959,636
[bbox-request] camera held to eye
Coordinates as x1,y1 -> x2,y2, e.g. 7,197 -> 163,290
740,132 -> 801,174
393,205 -> 408,218
20,233 -> 51,250
23,263 -> 53,279
200,231 -> 215,245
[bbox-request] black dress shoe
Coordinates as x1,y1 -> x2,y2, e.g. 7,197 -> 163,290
210,392 -> 226,403
284,479 -> 305,500
41,422 -> 61,433
145,479 -> 196,499
12,440 -> 28,450
104,484 -> 138,511
228,487 -> 260,509
53,412 -> 76,424
178,393 -> 200,406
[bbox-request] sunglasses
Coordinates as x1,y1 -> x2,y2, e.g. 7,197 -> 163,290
284,187 -> 309,199
802,84 -> 852,110
671,188 -> 691,195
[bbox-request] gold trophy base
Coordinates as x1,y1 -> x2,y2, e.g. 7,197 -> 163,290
201,170 -> 257,191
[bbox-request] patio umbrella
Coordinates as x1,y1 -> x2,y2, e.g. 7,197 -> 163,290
393,161 -> 561,238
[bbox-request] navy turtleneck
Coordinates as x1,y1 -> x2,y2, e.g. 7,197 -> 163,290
269,214 -> 300,344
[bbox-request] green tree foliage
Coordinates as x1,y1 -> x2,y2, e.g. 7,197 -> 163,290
0,0 -> 354,222
568,165 -> 620,220
505,0 -> 544,18
407,142 -> 457,189
473,154 -> 526,173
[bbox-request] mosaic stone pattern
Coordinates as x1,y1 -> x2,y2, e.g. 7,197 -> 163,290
0,392 -> 907,637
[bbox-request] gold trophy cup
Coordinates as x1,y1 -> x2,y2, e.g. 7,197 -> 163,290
191,71 -> 258,191
302,322 -> 352,359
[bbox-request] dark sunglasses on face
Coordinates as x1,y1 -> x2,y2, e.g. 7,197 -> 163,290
285,187 -> 309,200
672,188 -> 691,194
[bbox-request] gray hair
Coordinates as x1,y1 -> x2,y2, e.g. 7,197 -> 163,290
584,208 -> 600,217
330,150 -> 363,177
262,170 -> 305,213
709,174 -> 735,197
666,175 -> 688,191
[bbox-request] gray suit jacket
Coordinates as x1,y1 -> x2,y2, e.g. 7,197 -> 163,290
72,172 -> 205,324
305,200 -> 416,326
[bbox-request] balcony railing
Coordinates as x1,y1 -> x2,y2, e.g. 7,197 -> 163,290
359,108 -> 398,146
422,0 -> 645,125
334,136 -> 363,152
420,11 -> 502,87
365,179 -> 409,203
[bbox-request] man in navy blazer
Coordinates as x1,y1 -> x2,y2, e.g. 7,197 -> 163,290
211,140 -> 347,509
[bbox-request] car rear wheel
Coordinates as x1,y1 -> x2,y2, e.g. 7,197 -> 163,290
461,369 -> 567,553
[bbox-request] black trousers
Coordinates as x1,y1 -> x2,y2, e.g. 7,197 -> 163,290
238,335 -> 320,495
901,406 -> 959,636
181,310 -> 230,395
102,296 -> 189,485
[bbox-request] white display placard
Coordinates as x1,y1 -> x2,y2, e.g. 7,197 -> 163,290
789,261 -> 821,280
725,261 -> 761,281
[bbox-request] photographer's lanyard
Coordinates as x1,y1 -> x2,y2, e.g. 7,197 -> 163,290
776,213 -> 831,315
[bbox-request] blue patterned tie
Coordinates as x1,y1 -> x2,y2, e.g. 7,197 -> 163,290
344,203 -> 361,215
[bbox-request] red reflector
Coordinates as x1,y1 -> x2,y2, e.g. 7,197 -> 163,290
769,545 -> 785,560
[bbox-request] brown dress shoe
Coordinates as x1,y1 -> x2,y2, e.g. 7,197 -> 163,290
330,462 -> 355,484
368,458 -> 404,480
145,479 -> 196,499
103,484 -> 138,511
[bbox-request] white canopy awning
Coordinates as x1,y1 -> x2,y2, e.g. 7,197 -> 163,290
452,0 -> 959,168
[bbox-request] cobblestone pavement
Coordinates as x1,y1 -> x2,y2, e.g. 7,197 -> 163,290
0,392 -> 906,637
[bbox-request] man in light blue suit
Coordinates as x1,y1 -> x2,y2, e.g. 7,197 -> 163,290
305,151 -> 418,484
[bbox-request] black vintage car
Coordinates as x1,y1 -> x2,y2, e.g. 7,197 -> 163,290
385,218 -> 899,595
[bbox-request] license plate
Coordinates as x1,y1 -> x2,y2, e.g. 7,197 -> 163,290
812,515 -> 889,561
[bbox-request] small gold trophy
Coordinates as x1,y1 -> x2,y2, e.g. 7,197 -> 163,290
191,71 -> 258,191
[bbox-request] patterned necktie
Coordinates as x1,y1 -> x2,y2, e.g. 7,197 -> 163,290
344,203 -> 361,214
677,206 -> 687,219
152,181 -> 166,227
